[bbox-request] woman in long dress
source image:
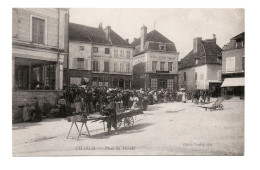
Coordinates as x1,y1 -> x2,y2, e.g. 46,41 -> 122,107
182,92 -> 187,103
131,95 -> 139,110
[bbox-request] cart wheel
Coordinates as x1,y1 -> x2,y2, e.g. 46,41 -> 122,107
218,104 -> 224,110
117,119 -> 122,129
124,116 -> 134,127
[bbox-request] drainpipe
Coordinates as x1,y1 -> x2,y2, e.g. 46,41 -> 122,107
67,9 -> 70,94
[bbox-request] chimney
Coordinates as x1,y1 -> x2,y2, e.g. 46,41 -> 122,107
140,25 -> 147,52
98,22 -> 103,29
193,37 -> 202,53
212,34 -> 216,43
125,39 -> 129,43
104,26 -> 111,40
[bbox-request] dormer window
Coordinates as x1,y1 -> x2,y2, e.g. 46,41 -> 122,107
236,40 -> 244,48
195,58 -> 199,65
159,44 -> 166,51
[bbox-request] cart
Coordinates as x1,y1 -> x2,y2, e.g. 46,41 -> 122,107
66,109 -> 144,140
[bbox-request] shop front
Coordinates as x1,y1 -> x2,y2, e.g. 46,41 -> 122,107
92,73 -> 132,89
12,49 -> 65,115
149,73 -> 177,90
221,77 -> 245,98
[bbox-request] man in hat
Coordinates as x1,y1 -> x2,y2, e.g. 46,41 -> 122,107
30,97 -> 42,122
106,95 -> 119,135
58,95 -> 67,117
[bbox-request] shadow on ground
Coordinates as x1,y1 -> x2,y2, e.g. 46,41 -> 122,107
12,118 -> 65,131
82,123 -> 155,140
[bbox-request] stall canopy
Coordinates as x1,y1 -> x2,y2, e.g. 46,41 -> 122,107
221,77 -> 245,87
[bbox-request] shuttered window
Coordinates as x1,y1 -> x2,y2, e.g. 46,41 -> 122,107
226,57 -> 235,72
104,61 -> 110,72
32,17 -> 45,44
73,58 -> 87,69
92,61 -> 99,71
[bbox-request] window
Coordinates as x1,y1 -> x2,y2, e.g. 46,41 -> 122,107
104,77 -> 109,87
77,58 -> 84,69
93,47 -> 98,53
114,62 -> 118,72
120,63 -> 123,72
14,58 -> 56,90
114,50 -> 118,57
126,63 -> 130,73
195,72 -> 197,80
32,17 -> 45,44
168,62 -> 173,71
242,56 -> 245,71
73,58 -> 87,69
152,61 -> 157,71
160,44 -> 166,51
184,72 -> 186,81
226,57 -> 235,72
79,46 -> 84,51
151,78 -> 157,89
236,40 -> 244,48
92,77 -> 98,86
105,48 -> 110,54
160,62 -> 165,71
200,74 -> 204,80
195,58 -> 199,65
98,77 -> 103,86
218,70 -> 222,81
167,79 -> 174,89
122,64 -> 126,72
70,77 -> 89,86
104,61 -> 110,72
120,50 -> 124,58
92,61 -> 99,71
126,51 -> 131,58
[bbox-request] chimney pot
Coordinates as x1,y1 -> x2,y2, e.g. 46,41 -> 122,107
125,39 -> 129,43
140,25 -> 147,52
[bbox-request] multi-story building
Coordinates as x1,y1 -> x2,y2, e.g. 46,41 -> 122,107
131,26 -> 179,90
221,32 -> 245,97
12,8 -> 69,114
178,35 -> 222,96
66,23 -> 133,89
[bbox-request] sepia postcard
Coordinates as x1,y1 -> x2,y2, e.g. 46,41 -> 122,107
12,8 -> 245,156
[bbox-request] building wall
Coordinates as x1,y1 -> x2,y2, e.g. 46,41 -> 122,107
178,64 -> 221,91
147,51 -> 178,74
68,41 -> 92,70
12,8 -> 61,47
12,8 -> 68,117
12,90 -> 59,116
222,48 -> 245,74
207,64 -> 222,81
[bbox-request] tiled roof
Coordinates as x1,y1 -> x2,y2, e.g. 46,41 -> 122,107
69,22 -> 131,47
179,39 -> 222,70
109,29 -> 133,47
145,30 -> 173,43
223,32 -> 245,51
131,29 -> 177,56
85,26 -> 111,45
131,29 -> 173,46
69,23 -> 92,43
231,32 -> 244,40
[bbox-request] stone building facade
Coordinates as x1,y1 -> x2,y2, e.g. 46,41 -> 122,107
66,23 -> 133,89
221,32 -> 245,97
178,35 -> 222,96
132,26 -> 179,90
12,8 -> 69,114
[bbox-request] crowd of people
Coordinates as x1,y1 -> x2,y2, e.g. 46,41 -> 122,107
58,85 -> 212,118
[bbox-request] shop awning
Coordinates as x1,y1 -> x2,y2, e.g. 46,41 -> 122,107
221,77 -> 245,87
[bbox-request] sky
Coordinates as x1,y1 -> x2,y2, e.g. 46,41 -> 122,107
69,8 -> 244,60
